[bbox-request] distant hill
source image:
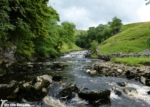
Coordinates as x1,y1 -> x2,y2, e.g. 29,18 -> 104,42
99,22 -> 150,54
60,30 -> 86,53
74,30 -> 87,36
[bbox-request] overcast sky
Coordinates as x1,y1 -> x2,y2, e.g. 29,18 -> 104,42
49,0 -> 150,30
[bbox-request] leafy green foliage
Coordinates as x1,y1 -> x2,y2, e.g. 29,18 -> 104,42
108,16 -> 122,35
0,0 -> 77,58
90,40 -> 98,53
147,37 -> 150,46
75,17 -> 122,49
56,21 -> 76,49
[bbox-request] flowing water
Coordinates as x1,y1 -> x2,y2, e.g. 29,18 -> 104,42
1,50 -> 150,107
41,50 -> 150,107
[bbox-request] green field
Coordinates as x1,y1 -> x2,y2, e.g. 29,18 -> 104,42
111,57 -> 150,66
99,22 -> 150,54
60,42 -> 82,53
60,30 -> 86,53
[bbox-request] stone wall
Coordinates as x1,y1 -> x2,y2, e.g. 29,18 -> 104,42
96,46 -> 150,61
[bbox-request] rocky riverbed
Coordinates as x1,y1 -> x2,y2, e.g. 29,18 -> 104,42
0,50 -> 150,107
88,62 -> 150,86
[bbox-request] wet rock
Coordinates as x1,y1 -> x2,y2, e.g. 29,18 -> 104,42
114,89 -> 122,96
27,64 -> 34,68
125,71 -> 135,79
43,96 -> 69,107
89,70 -> 97,75
86,69 -> 97,75
16,75 -> 52,101
8,74 -> 52,101
86,69 -> 90,73
51,62 -> 67,70
140,76 -> 146,85
33,75 -> 52,89
58,83 -> 78,100
117,82 -> 127,87
144,73 -> 150,79
0,80 -> 18,99
78,88 -> 111,103
146,79 -> 150,86
123,87 -> 137,96
117,69 -> 123,73
85,51 -> 91,58
52,75 -> 63,81
18,84 -> 47,101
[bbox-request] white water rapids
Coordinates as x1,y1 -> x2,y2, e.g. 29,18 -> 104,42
42,50 -> 150,107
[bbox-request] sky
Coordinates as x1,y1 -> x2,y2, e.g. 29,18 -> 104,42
49,0 -> 150,30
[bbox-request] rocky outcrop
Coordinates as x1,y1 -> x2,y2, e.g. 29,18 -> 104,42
58,83 -> 78,100
58,83 -> 111,105
78,88 -> 111,104
91,62 -> 150,86
0,74 -> 52,101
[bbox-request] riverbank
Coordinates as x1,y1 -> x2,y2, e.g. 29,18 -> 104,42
1,50 -> 150,107
89,61 -> 150,86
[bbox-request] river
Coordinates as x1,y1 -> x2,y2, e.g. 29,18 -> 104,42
1,50 -> 150,107
41,50 -> 150,107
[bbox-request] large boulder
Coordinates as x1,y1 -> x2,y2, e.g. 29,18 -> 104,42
0,74 -> 52,101
17,75 -> 52,101
58,83 -> 78,100
33,75 -> 52,89
78,88 -> 111,104
0,80 -> 18,99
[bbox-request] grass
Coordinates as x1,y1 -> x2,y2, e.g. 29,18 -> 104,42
60,42 -> 82,53
59,30 -> 86,53
99,22 -> 150,54
60,30 -> 87,53
74,30 -> 87,36
111,57 -> 150,66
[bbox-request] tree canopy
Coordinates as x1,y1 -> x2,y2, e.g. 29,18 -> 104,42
75,17 -> 122,50
0,0 -> 76,58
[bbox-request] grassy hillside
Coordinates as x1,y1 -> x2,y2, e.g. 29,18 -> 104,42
74,30 -> 87,36
60,30 -> 85,53
60,42 -> 82,53
99,22 -> 150,54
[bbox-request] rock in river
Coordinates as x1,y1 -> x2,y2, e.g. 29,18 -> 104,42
78,88 -> 111,104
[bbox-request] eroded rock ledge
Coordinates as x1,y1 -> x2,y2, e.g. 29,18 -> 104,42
86,62 -> 150,86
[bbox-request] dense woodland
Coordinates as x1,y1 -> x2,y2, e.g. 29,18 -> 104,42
1,0 -> 150,59
75,17 -> 123,51
0,0 -> 75,58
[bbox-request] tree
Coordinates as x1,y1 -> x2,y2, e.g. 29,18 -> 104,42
95,24 -> 107,43
0,0 -> 15,47
56,21 -> 76,50
90,40 -> 98,54
108,17 -> 122,35
75,32 -> 88,48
